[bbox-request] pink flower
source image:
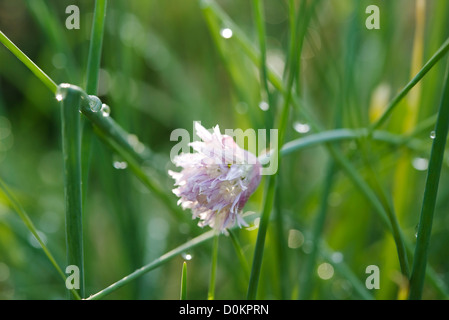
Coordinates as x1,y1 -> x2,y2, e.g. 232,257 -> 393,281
169,123 -> 262,232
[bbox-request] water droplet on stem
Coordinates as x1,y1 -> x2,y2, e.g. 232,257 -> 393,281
88,95 -> 102,112
101,104 -> 111,117
220,28 -> 233,39
293,122 -> 311,134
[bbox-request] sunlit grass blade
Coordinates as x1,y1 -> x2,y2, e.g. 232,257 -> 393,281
0,30 -> 57,93
207,234 -> 219,300
180,262 -> 187,300
409,60 -> 449,300
371,36 -> 449,131
59,84 -> 84,299
87,230 -> 216,300
0,177 -> 81,300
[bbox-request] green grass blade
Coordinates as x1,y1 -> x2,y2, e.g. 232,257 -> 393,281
247,174 -> 276,300
371,37 -> 449,131
59,84 -> 84,299
252,0 -> 272,112
228,230 -> 250,280
86,230 -> 215,300
299,160 -> 337,299
0,30 -> 58,93
85,0 -> 108,94
180,262 -> 187,300
409,61 -> 449,300
0,178 -> 81,300
207,234 -> 219,300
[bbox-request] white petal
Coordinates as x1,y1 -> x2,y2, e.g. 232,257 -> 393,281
195,122 -> 213,142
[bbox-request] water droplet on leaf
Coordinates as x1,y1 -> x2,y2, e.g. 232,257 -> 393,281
412,157 -> 428,171
258,101 -> 269,111
220,28 -> 233,39
101,104 -> 111,117
88,95 -> 102,112
293,121 -> 311,134
182,252 -> 193,261
56,83 -> 70,101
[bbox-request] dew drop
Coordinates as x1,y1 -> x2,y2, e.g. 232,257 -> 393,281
430,131 -> 436,140
220,28 -> 233,39
258,101 -> 269,111
412,157 -> 428,171
331,252 -> 344,264
88,95 -> 102,112
113,161 -> 128,170
28,231 -> 47,248
101,104 -> 111,117
182,252 -> 193,261
293,121 -> 311,134
287,229 -> 304,249
317,262 -> 334,280
302,240 -> 313,254
55,83 -> 70,101
127,134 -> 145,154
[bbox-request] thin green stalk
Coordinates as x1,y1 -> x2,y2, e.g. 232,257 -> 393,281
228,230 -> 250,280
409,61 -> 449,300
207,234 -> 219,300
82,0 -> 108,216
85,0 -> 108,94
180,262 -> 187,300
0,178 -> 81,300
253,0 -> 273,114
299,160 -> 336,299
59,84 -> 84,299
247,174 -> 277,300
87,230 -> 215,300
274,175 -> 288,299
0,30 -> 57,93
371,36 -> 449,131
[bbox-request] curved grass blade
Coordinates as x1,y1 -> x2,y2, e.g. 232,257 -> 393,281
0,178 -> 81,300
371,37 -> 449,131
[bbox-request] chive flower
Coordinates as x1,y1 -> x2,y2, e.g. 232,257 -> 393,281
169,123 -> 261,232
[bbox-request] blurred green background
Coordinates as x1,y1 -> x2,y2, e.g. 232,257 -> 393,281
0,0 -> 449,300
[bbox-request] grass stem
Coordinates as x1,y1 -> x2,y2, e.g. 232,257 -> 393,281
0,30 -> 57,93
409,60 -> 449,299
59,84 -> 84,299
